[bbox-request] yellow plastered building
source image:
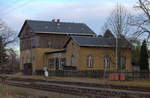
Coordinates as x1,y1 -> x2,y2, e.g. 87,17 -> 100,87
18,20 -> 132,73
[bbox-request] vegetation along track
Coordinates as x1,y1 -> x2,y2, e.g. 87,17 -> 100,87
0,76 -> 150,97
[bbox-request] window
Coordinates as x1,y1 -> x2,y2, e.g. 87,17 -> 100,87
30,56 -> 35,63
49,58 -> 54,68
48,41 -> 52,48
104,57 -> 110,68
120,56 -> 126,69
30,56 -> 32,63
32,56 -> 35,61
87,56 -> 93,68
31,37 -> 39,48
71,55 -> 75,66
22,40 -> 25,49
31,38 -> 36,48
60,58 -> 66,67
22,57 -> 24,65
27,57 -> 30,63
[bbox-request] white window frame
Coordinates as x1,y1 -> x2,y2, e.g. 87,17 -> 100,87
104,57 -> 110,68
88,56 -> 93,68
71,55 -> 75,66
48,41 -> 52,48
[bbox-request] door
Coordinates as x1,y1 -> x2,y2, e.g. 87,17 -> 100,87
23,63 -> 32,75
55,58 -> 59,70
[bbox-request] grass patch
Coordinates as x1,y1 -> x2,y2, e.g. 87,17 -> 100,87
1,73 -> 150,87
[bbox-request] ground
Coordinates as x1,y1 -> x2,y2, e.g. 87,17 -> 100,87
1,72 -> 150,87
0,83 -> 87,98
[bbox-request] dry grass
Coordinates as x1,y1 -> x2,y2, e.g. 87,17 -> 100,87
0,83 -> 87,98
1,73 -> 150,87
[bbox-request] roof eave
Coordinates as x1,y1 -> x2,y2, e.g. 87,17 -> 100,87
32,31 -> 96,36
45,49 -> 66,54
79,45 -> 131,48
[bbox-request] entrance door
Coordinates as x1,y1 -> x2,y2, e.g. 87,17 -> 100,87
23,63 -> 32,75
55,58 -> 59,70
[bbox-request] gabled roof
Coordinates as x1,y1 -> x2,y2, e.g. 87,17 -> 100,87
64,36 -> 132,48
18,20 -> 96,37
103,29 -> 114,38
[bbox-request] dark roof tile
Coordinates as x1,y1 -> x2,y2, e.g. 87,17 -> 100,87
26,20 -> 96,35
71,36 -> 132,48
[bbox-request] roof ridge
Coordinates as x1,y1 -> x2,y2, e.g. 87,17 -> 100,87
26,19 -> 85,25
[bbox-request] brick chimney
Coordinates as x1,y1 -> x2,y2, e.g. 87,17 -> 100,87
57,19 -> 60,25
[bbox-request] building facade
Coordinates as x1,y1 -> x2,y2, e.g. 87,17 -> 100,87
47,36 -> 132,71
18,19 -> 96,72
19,19 -> 132,73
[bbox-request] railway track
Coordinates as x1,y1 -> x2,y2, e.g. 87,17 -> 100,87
2,76 -> 150,92
1,76 -> 150,97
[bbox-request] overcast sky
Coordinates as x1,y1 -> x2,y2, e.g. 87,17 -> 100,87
0,0 -> 137,53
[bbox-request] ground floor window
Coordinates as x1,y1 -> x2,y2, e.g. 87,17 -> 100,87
60,58 -> 66,67
71,55 -> 75,66
120,56 -> 126,69
49,58 -> 54,68
104,56 -> 110,69
87,56 -> 93,68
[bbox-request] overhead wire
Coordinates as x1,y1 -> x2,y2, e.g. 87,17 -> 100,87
1,0 -> 32,16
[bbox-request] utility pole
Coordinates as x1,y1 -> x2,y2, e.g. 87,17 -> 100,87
116,34 -> 118,71
116,0 -> 119,71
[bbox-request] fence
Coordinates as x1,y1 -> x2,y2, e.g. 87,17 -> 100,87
47,70 -> 150,80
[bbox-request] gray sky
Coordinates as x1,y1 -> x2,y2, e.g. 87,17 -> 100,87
0,0 -> 137,53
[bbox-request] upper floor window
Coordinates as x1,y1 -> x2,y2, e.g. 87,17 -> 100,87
104,56 -> 110,69
87,56 -> 93,68
31,37 -> 39,48
22,57 -> 24,65
71,55 -> 75,66
48,41 -> 52,48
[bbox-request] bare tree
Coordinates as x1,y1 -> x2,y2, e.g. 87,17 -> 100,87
0,19 -> 17,47
130,0 -> 150,40
0,19 -> 17,70
7,48 -> 19,72
102,4 -> 131,37
102,4 -> 132,70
